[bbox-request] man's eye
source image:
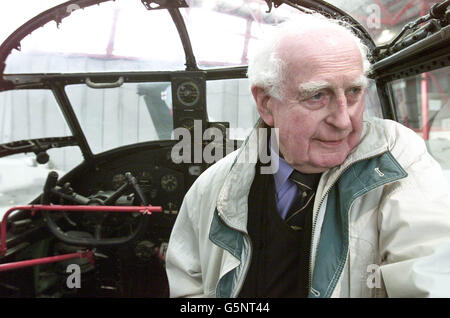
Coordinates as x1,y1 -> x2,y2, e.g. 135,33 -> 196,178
348,87 -> 362,95
310,92 -> 324,100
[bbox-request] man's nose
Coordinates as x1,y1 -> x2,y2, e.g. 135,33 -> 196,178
325,95 -> 352,130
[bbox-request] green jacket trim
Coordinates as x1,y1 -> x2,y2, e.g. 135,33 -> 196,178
211,151 -> 407,298
309,151 -> 407,298
209,209 -> 244,261
210,209 -> 244,298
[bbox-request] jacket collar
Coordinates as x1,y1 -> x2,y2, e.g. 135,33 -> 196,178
315,114 -> 391,203
216,115 -> 390,233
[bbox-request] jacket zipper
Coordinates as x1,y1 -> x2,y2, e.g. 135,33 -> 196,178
308,152 -> 387,296
326,198 -> 358,295
308,179 -> 335,297
216,211 -> 253,298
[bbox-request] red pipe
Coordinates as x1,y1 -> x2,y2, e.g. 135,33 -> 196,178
1,204 -> 162,256
429,72 -> 449,106
374,0 -> 392,22
391,1 -> 417,25
421,73 -> 430,140
106,8 -> 119,57
0,250 -> 94,272
395,87 -> 410,128
241,18 -> 252,64
419,3 -> 430,141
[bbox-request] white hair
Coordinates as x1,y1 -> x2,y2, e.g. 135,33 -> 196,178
247,13 -> 372,100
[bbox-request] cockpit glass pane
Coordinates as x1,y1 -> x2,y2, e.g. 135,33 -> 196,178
0,0 -> 68,44
325,0 -> 442,46
0,89 -> 70,143
4,0 -> 185,74
365,79 -> 384,119
390,67 -> 450,183
207,78 -> 258,140
181,0 -> 300,69
0,148 -> 83,219
66,82 -> 173,154
0,88 -> 81,218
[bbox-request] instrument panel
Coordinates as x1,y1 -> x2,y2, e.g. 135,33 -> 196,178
9,143 -> 205,298
108,165 -> 184,217
66,143 -> 202,246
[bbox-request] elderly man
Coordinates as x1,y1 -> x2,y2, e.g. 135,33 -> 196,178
165,13 -> 450,298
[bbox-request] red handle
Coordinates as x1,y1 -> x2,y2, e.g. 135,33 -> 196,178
0,250 -> 95,272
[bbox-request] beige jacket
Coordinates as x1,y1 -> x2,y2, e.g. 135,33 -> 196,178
166,116 -> 450,297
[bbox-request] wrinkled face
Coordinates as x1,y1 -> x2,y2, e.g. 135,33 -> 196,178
255,29 -> 367,173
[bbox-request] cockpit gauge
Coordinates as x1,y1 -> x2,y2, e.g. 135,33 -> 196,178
164,202 -> 179,215
176,81 -> 200,107
161,174 -> 178,192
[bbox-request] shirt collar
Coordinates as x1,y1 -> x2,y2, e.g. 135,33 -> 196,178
269,134 -> 321,193
270,134 -> 293,192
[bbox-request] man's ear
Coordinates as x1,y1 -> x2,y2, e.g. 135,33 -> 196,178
251,86 -> 274,127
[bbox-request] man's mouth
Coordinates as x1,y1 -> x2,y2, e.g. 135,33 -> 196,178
316,138 -> 346,147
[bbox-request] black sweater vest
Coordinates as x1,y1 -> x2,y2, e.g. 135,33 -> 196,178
238,167 -> 313,298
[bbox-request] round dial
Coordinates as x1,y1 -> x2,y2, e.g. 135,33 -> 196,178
176,81 -> 200,107
161,174 -> 178,192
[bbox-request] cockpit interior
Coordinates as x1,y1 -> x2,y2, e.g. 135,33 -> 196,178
0,0 -> 448,297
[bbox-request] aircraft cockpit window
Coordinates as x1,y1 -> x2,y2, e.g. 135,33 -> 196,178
206,78 -> 258,140
0,147 -> 83,219
0,0 -> 449,299
4,0 -> 185,74
66,82 -> 173,154
0,89 -> 83,217
181,0 -> 301,69
365,79 -> 384,119
390,67 -> 450,182
326,0 -> 443,46
0,89 -> 69,143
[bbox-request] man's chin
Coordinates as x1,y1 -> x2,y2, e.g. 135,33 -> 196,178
310,152 -> 349,171
291,161 -> 331,174
287,150 -> 349,173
